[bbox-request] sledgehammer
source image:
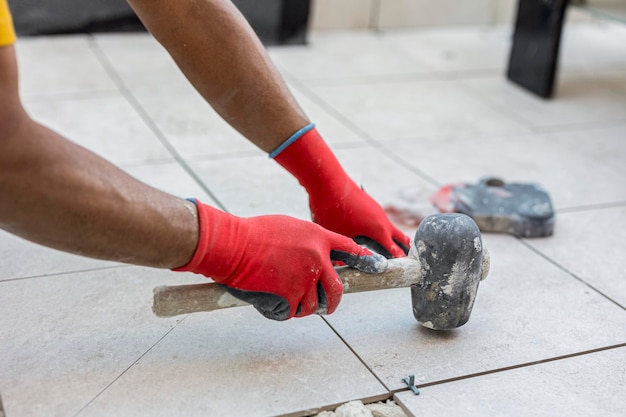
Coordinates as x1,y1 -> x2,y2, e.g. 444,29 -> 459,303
153,213 -> 490,330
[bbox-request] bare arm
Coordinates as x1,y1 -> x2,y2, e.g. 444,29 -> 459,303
125,0 -> 411,258
127,0 -> 309,152
0,45 -> 198,269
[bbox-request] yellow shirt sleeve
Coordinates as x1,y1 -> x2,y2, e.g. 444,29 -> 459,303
0,0 -> 16,46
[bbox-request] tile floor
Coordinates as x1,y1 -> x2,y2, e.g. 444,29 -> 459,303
1,17 -> 626,417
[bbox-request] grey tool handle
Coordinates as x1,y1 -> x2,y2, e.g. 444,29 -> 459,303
152,257 -> 421,317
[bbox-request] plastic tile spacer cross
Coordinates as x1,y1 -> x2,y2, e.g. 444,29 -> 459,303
402,375 -> 420,395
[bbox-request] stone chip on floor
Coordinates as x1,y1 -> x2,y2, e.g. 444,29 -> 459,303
314,400 -> 408,417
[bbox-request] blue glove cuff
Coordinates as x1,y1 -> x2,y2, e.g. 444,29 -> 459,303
268,123 -> 315,159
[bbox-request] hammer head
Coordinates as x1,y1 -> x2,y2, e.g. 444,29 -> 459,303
411,213 -> 484,330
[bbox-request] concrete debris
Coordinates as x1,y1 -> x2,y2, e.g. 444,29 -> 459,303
368,400 -> 409,417
313,400 -> 408,417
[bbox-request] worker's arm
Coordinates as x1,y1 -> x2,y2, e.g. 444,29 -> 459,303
127,0 -> 411,257
0,43 -> 383,320
0,46 -> 198,268
127,0 -> 306,152
0,117 -> 199,268
0,111 -> 381,319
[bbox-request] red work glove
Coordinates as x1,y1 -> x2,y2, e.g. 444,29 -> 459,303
272,125 -> 411,259
175,200 -> 387,321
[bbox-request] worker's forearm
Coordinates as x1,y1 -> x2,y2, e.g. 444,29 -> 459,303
0,114 -> 198,269
126,0 -> 309,152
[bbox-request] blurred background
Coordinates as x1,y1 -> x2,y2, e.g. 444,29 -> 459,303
9,1 -> 625,44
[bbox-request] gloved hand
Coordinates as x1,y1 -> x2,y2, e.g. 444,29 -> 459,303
272,125 -> 411,258
175,200 -> 387,321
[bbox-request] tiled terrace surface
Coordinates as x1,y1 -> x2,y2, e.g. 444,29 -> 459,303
1,17 -> 625,417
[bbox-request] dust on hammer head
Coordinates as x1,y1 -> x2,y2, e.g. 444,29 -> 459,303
411,213 -> 484,330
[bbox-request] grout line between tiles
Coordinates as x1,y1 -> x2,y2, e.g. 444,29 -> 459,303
391,394 -> 417,417
160,149 -> 262,163
285,72 -> 443,88
21,89 -> 121,103
519,238 -> 626,311
275,392 -> 394,417
243,314 -> 395,417
72,317 -> 189,417
392,343 -> 626,393
116,156 -> 181,169
320,316 -> 392,393
555,201 -> 626,214
457,74 -> 626,135
86,36 -> 229,212
285,66 -> 514,89
286,67 -> 624,156
454,77 -> 540,129
0,265 -> 129,283
530,117 -> 626,134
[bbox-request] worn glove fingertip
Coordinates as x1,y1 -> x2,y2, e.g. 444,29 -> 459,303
349,250 -> 388,274
363,251 -> 389,273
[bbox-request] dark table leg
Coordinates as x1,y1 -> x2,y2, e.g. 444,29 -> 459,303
507,0 -> 570,98
233,0 -> 311,45
279,0 -> 311,44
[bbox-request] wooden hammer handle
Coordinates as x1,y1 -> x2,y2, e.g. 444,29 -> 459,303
152,257 -> 421,317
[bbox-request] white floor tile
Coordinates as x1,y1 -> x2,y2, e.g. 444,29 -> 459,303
593,70 -> 626,97
131,85 -> 367,161
16,35 -> 118,98
462,72 -> 626,128
290,88 -> 370,146
132,89 -> 258,159
0,267 -> 206,417
309,79 -> 530,142
268,31 -> 431,84
560,23 -> 626,73
78,310 -> 388,417
123,160 -> 219,205
189,153 -> 308,218
323,234 -> 626,391
525,206 -> 626,308
386,124 -> 626,210
93,34 -> 197,96
386,26 -> 513,74
23,94 -> 172,165
332,147 -> 438,211
395,346 -> 626,417
0,230 -> 119,281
